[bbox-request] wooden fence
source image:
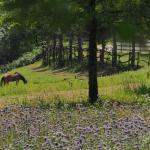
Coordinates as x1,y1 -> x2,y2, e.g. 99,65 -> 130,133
117,40 -> 150,52
103,51 -> 150,67
42,40 -> 150,67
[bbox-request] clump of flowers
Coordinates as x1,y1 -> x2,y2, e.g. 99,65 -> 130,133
0,103 -> 149,149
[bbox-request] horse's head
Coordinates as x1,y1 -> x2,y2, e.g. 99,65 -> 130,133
24,79 -> 28,84
16,72 -> 27,84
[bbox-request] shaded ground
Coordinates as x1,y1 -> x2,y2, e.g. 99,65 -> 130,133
32,60 -> 145,80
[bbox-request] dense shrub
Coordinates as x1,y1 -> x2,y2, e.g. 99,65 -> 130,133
0,47 -> 42,73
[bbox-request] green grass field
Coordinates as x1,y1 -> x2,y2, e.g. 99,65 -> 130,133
0,61 -> 150,108
0,61 -> 150,150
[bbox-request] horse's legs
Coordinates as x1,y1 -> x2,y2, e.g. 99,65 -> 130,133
1,81 -> 3,87
4,80 -> 6,86
16,80 -> 19,85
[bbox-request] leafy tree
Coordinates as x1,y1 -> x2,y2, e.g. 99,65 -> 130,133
1,0 -> 150,103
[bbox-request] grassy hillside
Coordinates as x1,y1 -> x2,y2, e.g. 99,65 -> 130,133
0,61 -> 150,108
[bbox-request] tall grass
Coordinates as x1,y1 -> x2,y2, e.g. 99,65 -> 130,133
0,62 -> 150,108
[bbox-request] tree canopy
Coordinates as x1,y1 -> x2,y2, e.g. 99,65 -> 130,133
0,0 -> 150,103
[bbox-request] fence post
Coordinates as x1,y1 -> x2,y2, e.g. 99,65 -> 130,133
148,51 -> 150,66
121,42 -> 122,53
128,51 -> 131,67
118,54 -> 121,67
74,47 -> 76,62
137,52 -> 140,68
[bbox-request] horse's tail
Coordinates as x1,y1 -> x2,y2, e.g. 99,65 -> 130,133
0,76 -> 5,86
16,72 -> 27,84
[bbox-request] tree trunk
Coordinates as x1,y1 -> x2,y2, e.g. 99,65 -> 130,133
88,0 -> 98,104
58,34 -> 64,67
69,32 -> 73,65
100,40 -> 105,67
42,43 -> 48,66
77,34 -> 83,62
131,40 -> 136,69
52,34 -> 57,64
112,34 -> 117,67
48,45 -> 52,66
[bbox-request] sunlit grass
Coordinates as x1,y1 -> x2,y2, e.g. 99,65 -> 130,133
0,61 -> 150,107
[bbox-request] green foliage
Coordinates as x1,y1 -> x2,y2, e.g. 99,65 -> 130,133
0,24 -> 36,63
135,82 -> 150,96
0,0 -> 150,104
0,47 -> 41,73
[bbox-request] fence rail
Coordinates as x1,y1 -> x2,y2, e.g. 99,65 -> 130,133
117,41 -> 150,52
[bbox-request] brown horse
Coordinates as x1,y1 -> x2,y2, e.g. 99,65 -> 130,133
0,72 -> 27,86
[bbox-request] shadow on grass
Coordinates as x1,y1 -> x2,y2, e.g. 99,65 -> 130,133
32,65 -> 50,72
31,61 -> 143,78
32,65 -> 44,70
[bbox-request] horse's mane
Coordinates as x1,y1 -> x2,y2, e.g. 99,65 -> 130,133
15,72 -> 27,83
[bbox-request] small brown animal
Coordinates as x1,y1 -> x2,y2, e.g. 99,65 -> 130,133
1,72 -> 27,86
